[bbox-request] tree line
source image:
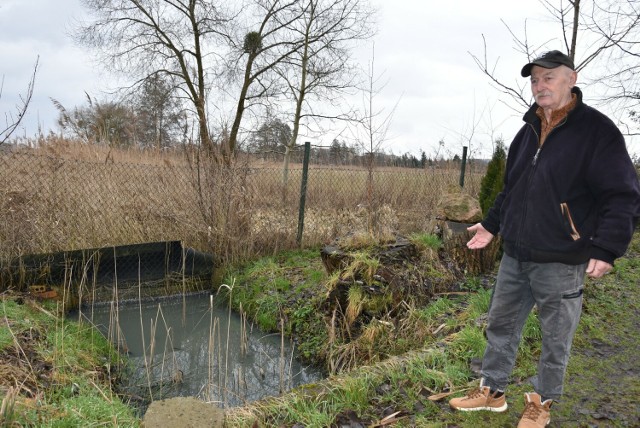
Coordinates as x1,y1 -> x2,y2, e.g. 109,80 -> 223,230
248,129 -> 460,169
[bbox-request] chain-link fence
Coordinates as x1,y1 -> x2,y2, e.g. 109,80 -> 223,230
0,145 -> 484,291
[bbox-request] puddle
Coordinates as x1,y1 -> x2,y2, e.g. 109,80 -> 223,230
78,293 -> 324,408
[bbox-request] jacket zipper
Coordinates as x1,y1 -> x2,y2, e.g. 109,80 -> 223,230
532,115 -> 568,166
515,116 -> 568,252
532,147 -> 541,166
515,124 -> 540,252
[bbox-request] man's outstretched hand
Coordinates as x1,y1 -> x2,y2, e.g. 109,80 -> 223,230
466,223 -> 494,250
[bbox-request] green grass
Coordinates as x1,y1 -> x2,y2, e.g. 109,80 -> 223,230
459,276 -> 484,292
222,247 -> 329,358
0,299 -> 55,351
409,232 -> 443,251
414,296 -> 456,321
465,288 -> 492,318
0,298 -> 139,427
226,231 -> 640,427
5,230 -> 638,427
342,251 -> 381,284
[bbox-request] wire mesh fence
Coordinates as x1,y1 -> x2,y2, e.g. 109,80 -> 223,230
0,144 -> 485,291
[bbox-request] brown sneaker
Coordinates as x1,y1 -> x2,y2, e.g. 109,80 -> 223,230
449,383 -> 508,412
517,392 -> 552,427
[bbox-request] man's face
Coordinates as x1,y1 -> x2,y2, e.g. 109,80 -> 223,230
530,65 -> 577,111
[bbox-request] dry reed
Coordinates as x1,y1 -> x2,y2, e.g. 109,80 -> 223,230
1,137 -> 484,290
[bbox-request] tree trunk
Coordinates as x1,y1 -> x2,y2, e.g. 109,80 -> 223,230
196,98 -> 214,153
283,15 -> 311,201
570,0 -> 580,61
228,54 -> 256,165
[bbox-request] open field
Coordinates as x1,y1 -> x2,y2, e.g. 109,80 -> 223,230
1,138 -> 483,290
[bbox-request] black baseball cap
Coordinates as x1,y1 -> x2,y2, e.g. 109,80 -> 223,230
521,50 -> 575,77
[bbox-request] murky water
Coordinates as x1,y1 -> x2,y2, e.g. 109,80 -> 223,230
81,293 -> 324,407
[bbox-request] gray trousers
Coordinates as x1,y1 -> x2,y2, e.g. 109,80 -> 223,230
481,254 -> 586,400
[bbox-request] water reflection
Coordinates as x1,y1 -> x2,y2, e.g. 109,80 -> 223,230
84,293 -> 323,407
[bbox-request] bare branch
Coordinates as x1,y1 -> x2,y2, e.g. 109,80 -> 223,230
1,57 -> 39,145
468,35 -> 530,111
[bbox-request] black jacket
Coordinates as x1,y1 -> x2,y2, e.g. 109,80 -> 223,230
483,87 -> 640,265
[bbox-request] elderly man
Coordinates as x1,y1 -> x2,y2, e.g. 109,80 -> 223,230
449,50 -> 640,427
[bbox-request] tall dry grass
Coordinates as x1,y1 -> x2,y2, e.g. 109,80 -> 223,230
0,137 -> 484,289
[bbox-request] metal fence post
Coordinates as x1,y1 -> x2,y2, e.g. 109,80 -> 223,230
296,141 -> 311,247
459,146 -> 468,188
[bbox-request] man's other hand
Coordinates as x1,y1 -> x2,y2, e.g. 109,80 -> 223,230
586,259 -> 612,279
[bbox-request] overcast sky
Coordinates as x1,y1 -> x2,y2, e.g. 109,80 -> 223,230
3,0 -> 634,159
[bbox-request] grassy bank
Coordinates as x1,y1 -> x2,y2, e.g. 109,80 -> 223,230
2,230 -> 637,427
225,230 -> 640,427
0,296 -> 139,427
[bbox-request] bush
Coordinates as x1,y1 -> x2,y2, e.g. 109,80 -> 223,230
478,139 -> 507,215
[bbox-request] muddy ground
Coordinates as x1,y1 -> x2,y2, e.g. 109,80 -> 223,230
139,281 -> 639,425
5,302 -> 637,427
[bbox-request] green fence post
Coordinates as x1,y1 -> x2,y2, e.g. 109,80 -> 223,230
296,141 -> 311,247
459,146 -> 468,188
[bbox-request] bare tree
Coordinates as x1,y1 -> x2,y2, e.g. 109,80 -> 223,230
442,94 -> 491,161
1,58 -> 38,145
223,0 -> 304,164
76,0 -> 229,152
353,47 -> 399,162
133,75 -> 188,149
581,0 -> 640,134
54,93 -> 138,147
275,0 -> 375,189
469,0 -> 640,134
249,114 -> 292,160
349,47 -> 400,234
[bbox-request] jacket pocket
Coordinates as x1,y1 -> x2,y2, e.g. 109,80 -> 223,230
560,202 -> 581,241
